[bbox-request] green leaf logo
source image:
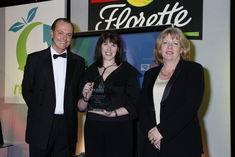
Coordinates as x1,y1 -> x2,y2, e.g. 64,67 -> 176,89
26,7 -> 38,23
16,22 -> 43,71
9,22 -> 25,32
8,7 -> 38,33
8,7 -> 51,71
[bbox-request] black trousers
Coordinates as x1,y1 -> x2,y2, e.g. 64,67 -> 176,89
84,117 -> 134,157
29,115 -> 72,157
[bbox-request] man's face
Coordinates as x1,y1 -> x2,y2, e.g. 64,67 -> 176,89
51,20 -> 73,53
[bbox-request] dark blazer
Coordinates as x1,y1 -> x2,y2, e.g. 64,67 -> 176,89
138,60 -> 204,157
22,47 -> 85,151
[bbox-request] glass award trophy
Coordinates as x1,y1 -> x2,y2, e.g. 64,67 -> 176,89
89,77 -> 111,110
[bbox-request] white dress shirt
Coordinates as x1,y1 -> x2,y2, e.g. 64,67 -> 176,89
50,46 -> 67,114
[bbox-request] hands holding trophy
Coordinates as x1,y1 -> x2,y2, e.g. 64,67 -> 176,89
82,76 -> 111,111
82,82 -> 94,102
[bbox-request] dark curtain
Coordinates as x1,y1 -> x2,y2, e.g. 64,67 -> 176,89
0,121 -> 3,145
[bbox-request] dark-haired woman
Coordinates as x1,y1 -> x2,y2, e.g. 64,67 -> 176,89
77,32 -> 140,157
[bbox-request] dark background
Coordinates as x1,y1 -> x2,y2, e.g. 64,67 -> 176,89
0,122 -> 3,145
0,0 -> 51,8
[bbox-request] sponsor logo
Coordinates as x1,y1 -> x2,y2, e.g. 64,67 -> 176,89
8,7 -> 51,96
8,7 -> 51,72
141,64 -> 150,71
89,0 -> 202,39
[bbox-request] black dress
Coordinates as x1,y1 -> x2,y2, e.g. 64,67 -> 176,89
83,61 -> 140,157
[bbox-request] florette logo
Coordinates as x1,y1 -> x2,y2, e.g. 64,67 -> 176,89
8,7 -> 52,71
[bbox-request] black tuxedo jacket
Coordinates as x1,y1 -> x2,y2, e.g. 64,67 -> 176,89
138,60 -> 204,157
22,47 -> 85,151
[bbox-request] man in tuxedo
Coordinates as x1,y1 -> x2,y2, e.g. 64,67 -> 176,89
22,18 -> 85,157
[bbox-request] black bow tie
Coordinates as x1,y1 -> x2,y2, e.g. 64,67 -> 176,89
53,53 -> 67,59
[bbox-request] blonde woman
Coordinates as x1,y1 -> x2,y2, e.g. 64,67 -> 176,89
138,27 -> 204,157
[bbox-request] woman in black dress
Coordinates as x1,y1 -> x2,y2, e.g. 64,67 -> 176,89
77,32 -> 140,157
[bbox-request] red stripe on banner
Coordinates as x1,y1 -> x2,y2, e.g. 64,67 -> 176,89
91,0 -> 119,4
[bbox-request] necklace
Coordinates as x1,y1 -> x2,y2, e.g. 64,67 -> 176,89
102,62 -> 116,69
101,62 -> 116,76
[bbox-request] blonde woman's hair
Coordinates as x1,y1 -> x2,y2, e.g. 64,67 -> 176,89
154,27 -> 190,64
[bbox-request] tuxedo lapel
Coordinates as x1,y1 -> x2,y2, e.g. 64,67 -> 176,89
42,48 -> 55,86
39,48 -> 56,105
161,60 -> 183,103
148,67 -> 161,106
64,52 -> 75,94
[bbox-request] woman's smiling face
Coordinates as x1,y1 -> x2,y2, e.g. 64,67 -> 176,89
160,34 -> 182,62
101,39 -> 118,62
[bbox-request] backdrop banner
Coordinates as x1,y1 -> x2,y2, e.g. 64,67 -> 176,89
88,0 -> 203,39
4,0 -> 66,103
